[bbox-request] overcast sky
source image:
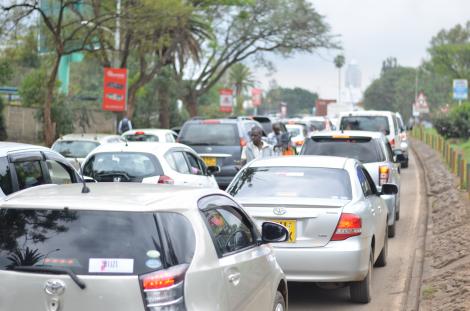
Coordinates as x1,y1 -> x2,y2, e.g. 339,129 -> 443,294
255,0 -> 470,100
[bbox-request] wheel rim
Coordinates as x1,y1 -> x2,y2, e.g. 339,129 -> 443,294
275,303 -> 284,311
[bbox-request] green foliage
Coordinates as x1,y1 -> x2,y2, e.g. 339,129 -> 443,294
0,60 -> 12,85
0,96 -> 7,140
265,87 -> 318,116
19,68 -> 47,107
433,103 -> 470,139
229,63 -> 255,113
334,55 -> 345,69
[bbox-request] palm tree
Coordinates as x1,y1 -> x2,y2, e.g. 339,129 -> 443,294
229,63 -> 255,114
334,54 -> 346,105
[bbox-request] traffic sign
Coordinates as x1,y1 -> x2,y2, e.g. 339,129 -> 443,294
453,79 -> 468,100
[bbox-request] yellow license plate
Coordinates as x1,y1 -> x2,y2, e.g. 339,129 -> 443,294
202,157 -> 217,167
273,219 -> 296,243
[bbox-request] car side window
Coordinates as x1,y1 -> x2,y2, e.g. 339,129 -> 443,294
46,160 -> 73,184
362,167 -> 378,195
356,166 -> 373,196
392,115 -> 399,135
0,157 -> 13,195
185,152 -> 204,175
14,160 -> 46,190
170,152 -> 190,174
385,142 -> 394,161
203,207 -> 256,256
165,133 -> 175,143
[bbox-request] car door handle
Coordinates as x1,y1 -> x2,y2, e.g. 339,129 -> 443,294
227,272 -> 241,285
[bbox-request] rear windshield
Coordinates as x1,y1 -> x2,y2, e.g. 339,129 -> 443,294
0,209 -> 195,275
340,116 -> 390,135
53,141 -> 100,158
179,123 -> 239,146
83,152 -> 164,182
301,137 -> 385,163
123,134 -> 159,142
228,166 -> 352,200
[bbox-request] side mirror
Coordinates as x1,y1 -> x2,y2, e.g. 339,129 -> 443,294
83,176 -> 97,183
393,151 -> 405,163
380,183 -> 398,195
207,166 -> 220,176
260,222 -> 289,244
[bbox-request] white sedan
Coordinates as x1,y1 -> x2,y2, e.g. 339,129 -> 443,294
82,142 -> 219,188
122,129 -> 177,142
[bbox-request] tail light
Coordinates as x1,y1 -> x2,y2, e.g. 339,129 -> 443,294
135,131 -> 145,135
331,213 -> 362,241
379,166 -> 390,186
240,138 -> 247,147
389,138 -> 395,148
140,264 -> 188,311
158,175 -> 174,184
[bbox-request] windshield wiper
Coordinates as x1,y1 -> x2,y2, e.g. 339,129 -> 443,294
9,265 -> 86,290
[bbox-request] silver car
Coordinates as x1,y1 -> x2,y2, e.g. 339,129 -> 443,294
227,156 -> 397,303
301,131 -> 402,237
0,183 -> 288,311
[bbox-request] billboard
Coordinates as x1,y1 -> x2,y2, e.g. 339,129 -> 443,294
453,79 -> 468,101
102,68 -> 127,112
251,88 -> 263,107
219,89 -> 233,113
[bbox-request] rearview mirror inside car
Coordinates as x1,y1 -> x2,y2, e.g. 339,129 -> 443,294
381,183 -> 398,195
260,222 -> 289,244
207,165 -> 221,176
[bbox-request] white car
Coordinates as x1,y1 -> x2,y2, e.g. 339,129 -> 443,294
82,142 -> 219,188
122,129 -> 177,142
52,134 -> 124,169
0,183 -> 288,310
285,123 -> 308,153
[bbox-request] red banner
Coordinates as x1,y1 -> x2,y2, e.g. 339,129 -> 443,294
251,88 -> 262,107
103,68 -> 127,112
219,88 -> 233,113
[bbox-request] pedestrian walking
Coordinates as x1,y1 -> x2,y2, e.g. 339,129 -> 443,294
117,116 -> 132,134
241,126 -> 274,165
267,122 -> 295,156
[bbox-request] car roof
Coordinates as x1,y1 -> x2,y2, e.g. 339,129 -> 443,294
247,155 -> 353,169
339,110 -> 394,117
56,134 -> 119,142
0,142 -> 49,157
122,129 -> 175,135
310,130 -> 385,139
87,141 -> 193,156
1,183 -> 225,212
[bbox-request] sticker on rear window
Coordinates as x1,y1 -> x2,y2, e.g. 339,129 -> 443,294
274,172 -> 304,177
89,258 -> 134,273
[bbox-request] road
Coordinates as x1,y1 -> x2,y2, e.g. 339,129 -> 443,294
288,151 -> 423,311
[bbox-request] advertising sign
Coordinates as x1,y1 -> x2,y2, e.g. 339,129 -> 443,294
251,88 -> 263,107
219,89 -> 233,113
103,68 -> 127,112
453,79 -> 468,100
412,92 -> 430,116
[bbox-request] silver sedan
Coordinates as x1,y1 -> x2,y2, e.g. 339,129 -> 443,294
227,155 -> 398,303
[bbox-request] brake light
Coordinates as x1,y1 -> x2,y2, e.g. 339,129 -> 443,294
140,264 -> 188,311
240,138 -> 247,147
379,166 -> 390,186
331,213 -> 362,241
135,131 -> 145,135
158,175 -> 174,184
202,119 -> 220,124
389,138 -> 395,148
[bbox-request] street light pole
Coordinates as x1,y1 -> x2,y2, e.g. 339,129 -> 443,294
114,0 -> 121,68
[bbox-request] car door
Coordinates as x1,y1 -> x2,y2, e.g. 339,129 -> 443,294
7,150 -> 49,193
200,195 -> 275,311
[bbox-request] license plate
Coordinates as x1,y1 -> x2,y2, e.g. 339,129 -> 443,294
272,219 -> 296,243
202,157 -> 217,167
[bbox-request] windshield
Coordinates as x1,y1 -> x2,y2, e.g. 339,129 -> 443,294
340,116 -> 390,135
179,123 -> 239,146
0,209 -> 195,275
123,134 -> 159,142
228,166 -> 352,200
301,138 -> 384,163
53,141 -> 100,158
83,152 -> 163,182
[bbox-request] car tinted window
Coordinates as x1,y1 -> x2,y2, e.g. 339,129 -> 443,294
392,115 -> 399,135
340,116 -> 390,135
301,137 -> 385,163
229,166 -> 352,200
46,160 -> 73,184
0,209 -> 195,274
83,152 -> 163,182
123,134 -> 159,142
0,157 -> 12,195
179,123 -> 239,146
185,152 -> 204,175
14,161 -> 45,190
308,120 -> 326,131
203,207 -> 255,256
53,141 -> 100,158
356,166 -> 373,196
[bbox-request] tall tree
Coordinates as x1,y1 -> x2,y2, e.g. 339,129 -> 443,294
229,63 -> 255,114
264,86 -> 318,116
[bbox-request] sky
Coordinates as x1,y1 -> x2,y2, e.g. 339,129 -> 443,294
255,0 -> 470,100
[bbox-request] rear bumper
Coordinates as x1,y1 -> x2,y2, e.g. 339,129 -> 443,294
272,237 -> 370,282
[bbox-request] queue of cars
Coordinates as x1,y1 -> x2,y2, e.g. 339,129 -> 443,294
0,110 -> 408,310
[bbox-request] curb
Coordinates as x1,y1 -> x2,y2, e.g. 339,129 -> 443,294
404,140 -> 430,311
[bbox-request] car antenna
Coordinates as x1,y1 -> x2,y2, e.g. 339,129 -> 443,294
79,166 -> 90,194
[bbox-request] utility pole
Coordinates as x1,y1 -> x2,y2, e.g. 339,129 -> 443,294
115,0 -> 121,68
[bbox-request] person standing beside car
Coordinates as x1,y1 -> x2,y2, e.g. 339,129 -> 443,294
117,116 -> 132,134
241,126 -> 274,165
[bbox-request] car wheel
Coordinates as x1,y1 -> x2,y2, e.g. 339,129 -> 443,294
388,222 -> 396,238
375,227 -> 388,267
350,251 -> 372,303
273,291 -> 285,311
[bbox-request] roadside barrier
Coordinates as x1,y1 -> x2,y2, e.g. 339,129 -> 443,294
412,127 -> 470,198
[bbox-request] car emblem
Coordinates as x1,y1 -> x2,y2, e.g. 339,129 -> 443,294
113,177 -> 121,182
44,279 -> 66,296
273,207 -> 286,216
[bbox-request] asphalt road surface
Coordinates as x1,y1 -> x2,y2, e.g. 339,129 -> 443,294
288,151 -> 423,311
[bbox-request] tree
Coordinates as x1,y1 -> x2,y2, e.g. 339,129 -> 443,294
0,96 -> 7,140
180,0 -> 338,116
334,54 -> 345,104
264,87 -> 318,116
229,63 -> 255,114
1,1 -> 115,146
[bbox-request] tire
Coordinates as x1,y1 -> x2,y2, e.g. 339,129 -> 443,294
350,251 -> 372,303
388,222 -> 396,238
375,227 -> 388,267
273,291 -> 286,311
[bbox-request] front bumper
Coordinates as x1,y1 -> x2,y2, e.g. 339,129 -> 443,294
272,237 -> 370,282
